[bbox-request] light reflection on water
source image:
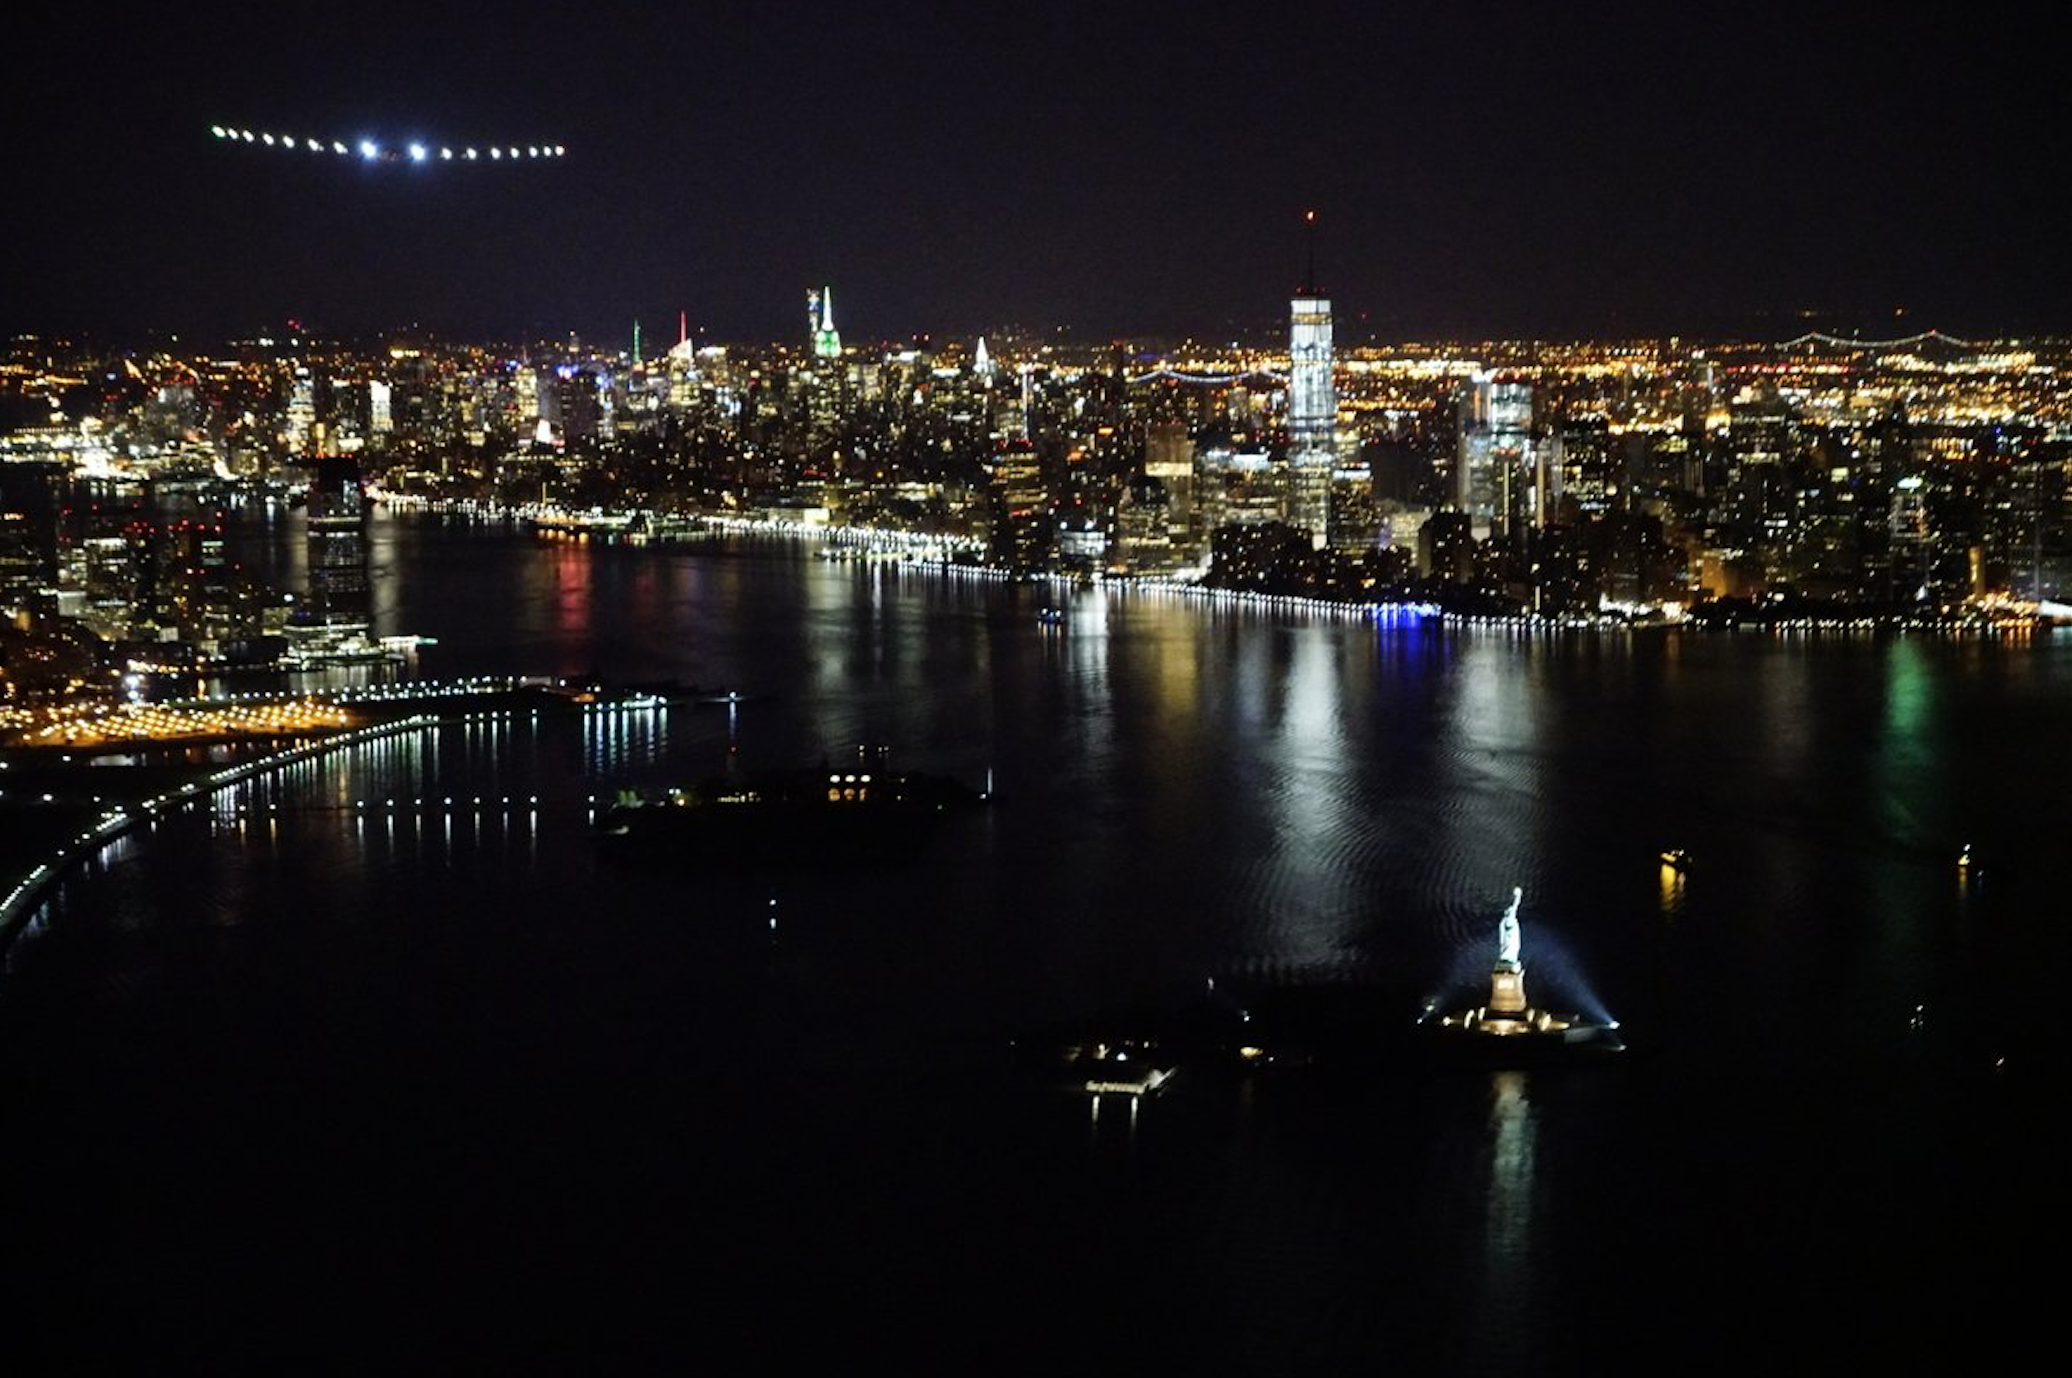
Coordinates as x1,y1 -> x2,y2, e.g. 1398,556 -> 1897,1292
4,512 -> 2068,1368
1480,1070 -> 1538,1366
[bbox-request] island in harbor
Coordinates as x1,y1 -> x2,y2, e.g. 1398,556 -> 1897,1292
1421,887 -> 1626,1062
592,745 -> 990,862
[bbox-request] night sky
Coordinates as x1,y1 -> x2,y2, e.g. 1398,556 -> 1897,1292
6,2 -> 2064,345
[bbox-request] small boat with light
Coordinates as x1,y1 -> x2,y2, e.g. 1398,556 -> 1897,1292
1054,1039 -> 1176,1097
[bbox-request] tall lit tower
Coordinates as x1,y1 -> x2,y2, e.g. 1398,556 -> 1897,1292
808,287 -> 842,359
1286,211 -> 1336,550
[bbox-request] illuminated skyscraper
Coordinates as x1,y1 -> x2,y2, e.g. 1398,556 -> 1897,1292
808,287 -> 842,359
1457,373 -> 1551,539
515,367 -> 540,425
1143,420 -> 1200,560
987,439 -> 1051,571
1286,229 -> 1336,550
1888,473 -> 1934,602
286,370 -> 316,453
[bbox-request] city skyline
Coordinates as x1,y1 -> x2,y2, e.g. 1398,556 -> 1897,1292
7,3 -> 2066,343
8,316 -> 2068,627
5,5 -> 2069,1359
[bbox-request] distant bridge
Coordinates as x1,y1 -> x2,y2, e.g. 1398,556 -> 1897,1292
1776,328 -> 1986,351
1128,366 -> 1288,387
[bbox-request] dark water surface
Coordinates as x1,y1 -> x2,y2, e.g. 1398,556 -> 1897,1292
4,511 -> 2066,1371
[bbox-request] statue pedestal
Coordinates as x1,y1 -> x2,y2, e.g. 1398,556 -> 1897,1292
1490,963 -> 1526,1015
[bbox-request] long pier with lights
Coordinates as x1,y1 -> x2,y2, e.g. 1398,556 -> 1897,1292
0,677 -> 687,952
1,711 -> 439,948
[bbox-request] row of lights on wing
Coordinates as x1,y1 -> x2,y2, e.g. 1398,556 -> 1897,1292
211,127 -> 565,161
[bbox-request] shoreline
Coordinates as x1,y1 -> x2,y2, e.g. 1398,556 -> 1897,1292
0,679 -> 658,958
373,492 -> 2061,638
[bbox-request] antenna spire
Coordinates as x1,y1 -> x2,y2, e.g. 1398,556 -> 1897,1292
1302,209 -> 1318,295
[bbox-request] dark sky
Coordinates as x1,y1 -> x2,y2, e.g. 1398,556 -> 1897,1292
6,2 -> 2064,345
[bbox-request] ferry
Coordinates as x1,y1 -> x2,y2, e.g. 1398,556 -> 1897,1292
1065,1040 -> 1176,1097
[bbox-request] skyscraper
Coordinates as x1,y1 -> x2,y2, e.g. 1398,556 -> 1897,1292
305,454 -> 368,627
987,439 -> 1051,572
286,370 -> 317,453
1143,420 -> 1200,560
554,368 -> 601,443
808,287 -> 842,359
0,460 -> 67,605
1286,234 -> 1336,550
514,367 -> 540,425
1457,373 -> 1549,539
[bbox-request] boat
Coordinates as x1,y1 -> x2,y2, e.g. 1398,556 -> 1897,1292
1071,1044 -> 1176,1097
1016,1035 -> 1177,1097
1008,988 -> 1309,1095
1036,606 -> 1065,627
593,745 -> 989,860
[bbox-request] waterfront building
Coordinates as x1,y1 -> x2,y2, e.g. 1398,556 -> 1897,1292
987,439 -> 1052,571
1114,476 -> 1177,574
1143,420 -> 1198,558
306,454 -> 369,627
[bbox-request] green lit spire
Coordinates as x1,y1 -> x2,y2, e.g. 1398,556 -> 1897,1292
812,285 -> 842,359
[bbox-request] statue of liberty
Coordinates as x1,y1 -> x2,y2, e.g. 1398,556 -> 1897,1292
1496,887 -> 1523,969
